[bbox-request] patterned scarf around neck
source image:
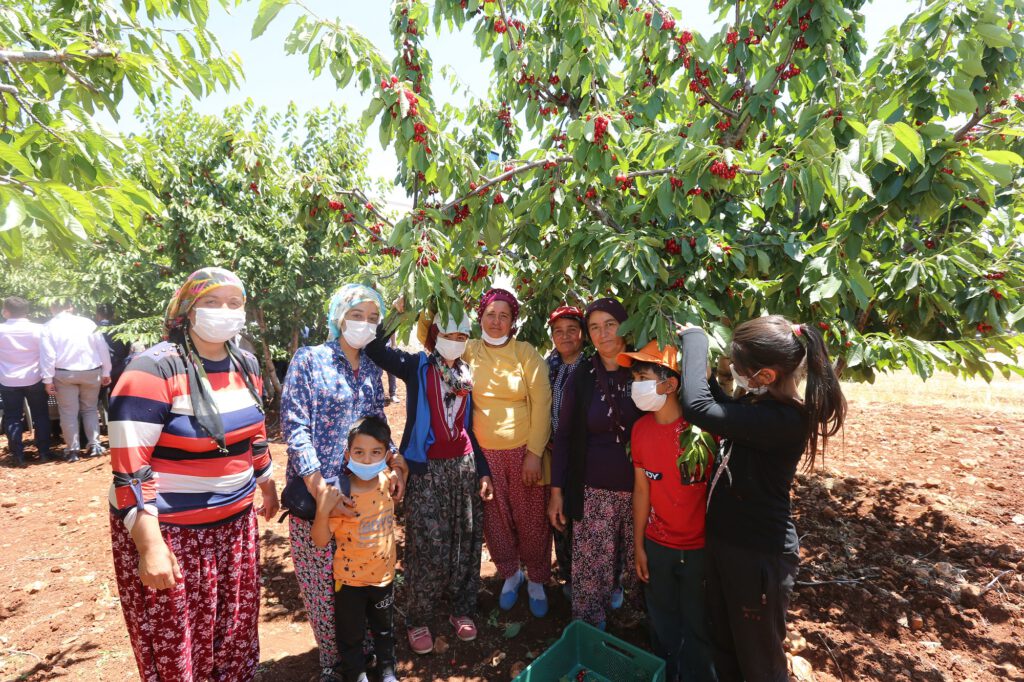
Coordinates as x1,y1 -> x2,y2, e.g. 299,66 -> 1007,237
428,350 -> 473,411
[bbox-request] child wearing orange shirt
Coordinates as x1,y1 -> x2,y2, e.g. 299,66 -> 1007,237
313,416 -> 398,682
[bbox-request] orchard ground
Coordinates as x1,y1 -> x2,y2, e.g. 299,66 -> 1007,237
1,371 -> 1023,682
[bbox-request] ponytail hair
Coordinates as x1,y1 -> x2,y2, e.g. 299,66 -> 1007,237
795,322 -> 846,467
730,315 -> 847,468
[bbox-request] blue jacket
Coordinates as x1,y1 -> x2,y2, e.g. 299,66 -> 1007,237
365,332 -> 490,478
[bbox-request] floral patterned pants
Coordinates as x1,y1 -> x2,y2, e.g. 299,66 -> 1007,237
571,486 -> 636,626
110,509 -> 260,682
404,454 -> 484,627
289,515 -> 339,668
481,445 -> 552,582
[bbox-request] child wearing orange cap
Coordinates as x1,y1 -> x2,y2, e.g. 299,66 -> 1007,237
619,340 -> 716,682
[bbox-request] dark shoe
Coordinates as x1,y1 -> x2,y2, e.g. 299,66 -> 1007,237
85,446 -> 106,458
64,449 -> 80,463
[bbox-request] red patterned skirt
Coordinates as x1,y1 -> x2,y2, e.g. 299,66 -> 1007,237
110,508 -> 261,682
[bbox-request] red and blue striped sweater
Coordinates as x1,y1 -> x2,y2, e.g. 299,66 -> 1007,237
107,341 -> 272,529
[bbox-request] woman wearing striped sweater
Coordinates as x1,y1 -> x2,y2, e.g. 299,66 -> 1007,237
107,267 -> 279,682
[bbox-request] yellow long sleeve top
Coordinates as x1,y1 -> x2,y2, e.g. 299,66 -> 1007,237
464,338 -> 552,456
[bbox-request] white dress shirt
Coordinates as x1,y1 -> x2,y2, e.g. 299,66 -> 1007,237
39,312 -> 112,382
0,317 -> 44,387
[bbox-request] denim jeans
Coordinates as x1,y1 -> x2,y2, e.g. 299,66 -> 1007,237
0,382 -> 52,460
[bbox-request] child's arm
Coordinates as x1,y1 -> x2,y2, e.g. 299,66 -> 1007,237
311,485 -> 344,548
632,467 -> 651,583
679,328 -> 805,447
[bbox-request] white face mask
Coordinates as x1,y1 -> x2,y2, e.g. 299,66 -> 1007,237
342,320 -> 377,349
481,331 -> 509,346
435,336 -> 467,361
192,307 -> 246,344
731,365 -> 769,396
631,379 -> 667,412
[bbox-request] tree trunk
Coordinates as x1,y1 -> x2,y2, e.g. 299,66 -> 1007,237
253,306 -> 282,403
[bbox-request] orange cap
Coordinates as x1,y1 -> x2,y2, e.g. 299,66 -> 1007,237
617,339 -> 680,374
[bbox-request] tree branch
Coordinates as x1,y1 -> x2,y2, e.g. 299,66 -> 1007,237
59,63 -> 101,95
443,155 -> 572,211
6,86 -> 65,140
733,2 -> 748,90
582,197 -> 624,233
693,76 -> 740,119
953,102 -> 992,141
0,46 -> 117,64
336,188 -> 395,228
0,174 -> 35,193
626,165 -> 762,180
495,0 -> 521,52
0,83 -> 17,95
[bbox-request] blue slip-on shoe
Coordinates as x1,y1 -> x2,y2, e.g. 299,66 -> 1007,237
499,571 -> 524,611
527,581 -> 548,618
610,586 -> 624,610
597,620 -> 607,631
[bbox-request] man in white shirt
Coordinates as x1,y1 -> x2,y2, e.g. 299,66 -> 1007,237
0,297 -> 52,465
40,301 -> 111,462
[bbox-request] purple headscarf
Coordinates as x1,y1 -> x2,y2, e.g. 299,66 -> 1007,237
477,288 -> 521,335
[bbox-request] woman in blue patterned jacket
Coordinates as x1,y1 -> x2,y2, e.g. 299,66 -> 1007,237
280,283 -> 407,682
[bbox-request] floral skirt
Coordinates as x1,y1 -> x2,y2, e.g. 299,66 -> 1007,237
110,508 -> 260,682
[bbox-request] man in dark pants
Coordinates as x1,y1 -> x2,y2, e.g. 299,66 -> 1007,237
0,297 -> 52,464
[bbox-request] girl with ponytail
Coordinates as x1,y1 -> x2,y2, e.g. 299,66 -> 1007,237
678,316 -> 846,682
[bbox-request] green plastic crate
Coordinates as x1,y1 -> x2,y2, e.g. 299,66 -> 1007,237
513,620 -> 666,682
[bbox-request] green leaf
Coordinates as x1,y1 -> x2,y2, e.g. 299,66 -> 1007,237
890,122 -> 925,165
0,143 -> 37,179
694,292 -> 722,316
976,22 -> 1013,48
866,121 -> 895,163
976,149 -> 1023,167
360,98 -> 385,131
503,622 -> 523,639
253,0 -> 290,38
0,194 -> 27,232
691,195 -> 710,224
657,180 -> 674,218
946,88 -> 978,115
756,249 -> 770,274
810,275 -> 842,303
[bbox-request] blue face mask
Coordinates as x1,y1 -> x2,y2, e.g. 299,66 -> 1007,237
346,458 -> 388,481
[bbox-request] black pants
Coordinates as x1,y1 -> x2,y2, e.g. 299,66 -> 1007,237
335,582 -> 395,679
0,382 -> 51,462
705,539 -> 797,682
643,538 -> 717,682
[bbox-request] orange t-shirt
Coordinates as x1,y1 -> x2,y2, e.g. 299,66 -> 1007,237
328,473 -> 395,588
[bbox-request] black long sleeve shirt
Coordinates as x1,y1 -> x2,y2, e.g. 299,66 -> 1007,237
679,328 -> 807,555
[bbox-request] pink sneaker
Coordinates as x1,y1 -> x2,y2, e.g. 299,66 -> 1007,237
449,615 -> 478,642
407,625 -> 433,654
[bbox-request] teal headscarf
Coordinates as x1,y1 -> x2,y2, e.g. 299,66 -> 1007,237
327,284 -> 386,341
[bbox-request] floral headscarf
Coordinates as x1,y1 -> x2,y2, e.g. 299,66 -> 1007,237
163,267 -> 260,453
327,283 -> 386,341
165,267 -> 246,334
476,288 -> 520,335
